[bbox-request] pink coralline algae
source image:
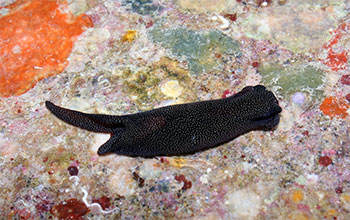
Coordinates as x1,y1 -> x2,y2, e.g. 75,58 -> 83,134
222,89 -> 236,98
340,74 -> 350,85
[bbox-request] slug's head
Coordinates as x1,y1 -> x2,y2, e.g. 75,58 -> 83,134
232,85 -> 282,130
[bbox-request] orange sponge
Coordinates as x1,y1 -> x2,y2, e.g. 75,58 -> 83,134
0,0 -> 93,97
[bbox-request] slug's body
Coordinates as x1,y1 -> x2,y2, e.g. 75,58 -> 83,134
46,85 -> 282,157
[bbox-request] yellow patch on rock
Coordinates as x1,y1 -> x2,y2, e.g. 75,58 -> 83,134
122,30 -> 137,42
161,80 -> 183,98
168,157 -> 187,168
291,189 -> 304,203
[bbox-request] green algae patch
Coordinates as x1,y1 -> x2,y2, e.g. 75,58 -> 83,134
125,0 -> 162,15
259,63 -> 325,101
119,57 -> 196,110
148,28 -> 241,74
122,69 -> 161,107
44,150 -> 77,168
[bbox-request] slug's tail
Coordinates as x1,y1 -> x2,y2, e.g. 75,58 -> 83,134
45,101 -> 125,133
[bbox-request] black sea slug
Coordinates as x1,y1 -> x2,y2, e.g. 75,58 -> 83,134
46,85 -> 282,157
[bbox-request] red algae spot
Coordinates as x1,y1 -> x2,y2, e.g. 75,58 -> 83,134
224,13 -> 237,22
320,96 -> 349,119
132,172 -> 145,187
175,174 -> 192,190
92,196 -> 111,210
183,180 -> 192,190
345,94 -> 350,103
36,199 -> 54,213
18,209 -> 31,219
138,18 -> 154,28
50,198 -> 89,219
322,23 -> 349,72
146,20 -> 154,28
335,187 -> 343,194
222,89 -> 235,98
160,157 -> 169,164
0,0 -> 93,97
326,51 -> 348,71
340,75 -> 350,85
319,156 -> 332,167
252,61 -> 260,68
67,166 -> 79,176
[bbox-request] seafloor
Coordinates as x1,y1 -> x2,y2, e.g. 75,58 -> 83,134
1,0 -> 350,219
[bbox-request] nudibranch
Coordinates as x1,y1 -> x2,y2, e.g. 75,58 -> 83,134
46,85 -> 282,157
